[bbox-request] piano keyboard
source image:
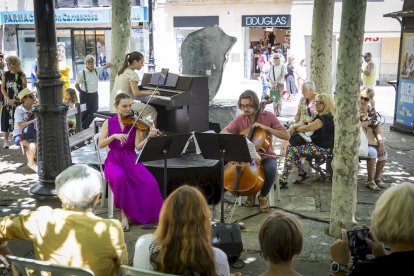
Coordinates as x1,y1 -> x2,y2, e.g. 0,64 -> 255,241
153,95 -> 172,101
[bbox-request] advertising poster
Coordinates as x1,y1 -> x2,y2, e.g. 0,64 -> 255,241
396,33 -> 414,127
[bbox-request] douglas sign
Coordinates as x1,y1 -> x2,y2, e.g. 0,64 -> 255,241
242,15 -> 291,27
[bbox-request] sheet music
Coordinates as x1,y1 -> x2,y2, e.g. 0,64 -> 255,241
245,138 -> 257,159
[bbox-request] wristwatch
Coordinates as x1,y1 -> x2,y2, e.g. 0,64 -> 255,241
331,262 -> 348,274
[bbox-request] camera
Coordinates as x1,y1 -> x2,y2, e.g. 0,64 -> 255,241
347,229 -> 372,257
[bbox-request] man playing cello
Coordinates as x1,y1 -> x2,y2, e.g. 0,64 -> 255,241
220,90 -> 290,212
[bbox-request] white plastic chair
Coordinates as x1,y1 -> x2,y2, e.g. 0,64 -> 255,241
121,265 -> 176,276
94,132 -> 114,218
7,255 -> 94,276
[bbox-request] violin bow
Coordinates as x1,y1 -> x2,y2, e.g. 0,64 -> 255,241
124,86 -> 159,139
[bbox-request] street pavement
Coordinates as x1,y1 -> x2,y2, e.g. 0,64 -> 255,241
1,83 -> 413,276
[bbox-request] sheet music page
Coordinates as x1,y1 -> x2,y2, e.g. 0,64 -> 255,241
135,139 -> 148,164
245,138 -> 257,159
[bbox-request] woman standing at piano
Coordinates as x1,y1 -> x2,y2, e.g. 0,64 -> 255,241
111,52 -> 159,125
99,93 -> 163,231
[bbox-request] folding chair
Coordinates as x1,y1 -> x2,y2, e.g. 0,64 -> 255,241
121,265 -> 176,276
7,255 -> 94,276
93,132 -> 114,218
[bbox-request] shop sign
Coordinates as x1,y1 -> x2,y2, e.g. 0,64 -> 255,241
1,7 -> 148,24
396,33 -> 414,128
242,15 -> 290,27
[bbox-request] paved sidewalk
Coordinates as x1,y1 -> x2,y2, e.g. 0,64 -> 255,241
1,84 -> 413,276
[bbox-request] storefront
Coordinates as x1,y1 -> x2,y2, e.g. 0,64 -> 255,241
1,7 -> 148,79
241,15 -> 291,79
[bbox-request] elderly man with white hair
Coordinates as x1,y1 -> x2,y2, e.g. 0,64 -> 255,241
0,164 -> 127,275
75,54 -> 111,129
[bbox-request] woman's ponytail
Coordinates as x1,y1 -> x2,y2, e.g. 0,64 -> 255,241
117,52 -> 144,76
117,53 -> 130,76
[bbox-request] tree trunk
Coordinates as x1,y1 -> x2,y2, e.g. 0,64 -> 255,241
110,0 -> 131,112
329,0 -> 367,237
310,0 -> 334,94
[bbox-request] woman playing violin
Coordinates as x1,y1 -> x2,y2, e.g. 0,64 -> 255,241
221,90 -> 290,212
99,93 -> 163,231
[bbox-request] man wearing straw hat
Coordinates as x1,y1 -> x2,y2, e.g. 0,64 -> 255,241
75,54 -> 111,129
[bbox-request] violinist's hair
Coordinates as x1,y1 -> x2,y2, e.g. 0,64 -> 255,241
114,93 -> 131,105
118,51 -> 144,76
238,90 -> 260,111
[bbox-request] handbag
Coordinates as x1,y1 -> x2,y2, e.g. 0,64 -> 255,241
364,126 -> 378,146
21,113 -> 37,142
289,132 -> 308,147
359,126 -> 369,156
269,66 -> 280,102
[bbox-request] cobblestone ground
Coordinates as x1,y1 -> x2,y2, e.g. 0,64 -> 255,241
1,85 -> 413,276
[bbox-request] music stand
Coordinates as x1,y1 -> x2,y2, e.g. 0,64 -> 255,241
136,134 -> 191,200
136,134 -> 191,229
194,133 -> 252,224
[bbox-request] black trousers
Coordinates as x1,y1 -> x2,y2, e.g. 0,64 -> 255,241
260,157 -> 277,197
79,90 -> 99,130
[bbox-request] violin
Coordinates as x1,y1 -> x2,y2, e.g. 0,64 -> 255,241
122,112 -> 165,137
223,95 -> 273,196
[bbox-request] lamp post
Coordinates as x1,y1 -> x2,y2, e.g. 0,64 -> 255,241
29,0 -> 71,207
147,0 -> 156,73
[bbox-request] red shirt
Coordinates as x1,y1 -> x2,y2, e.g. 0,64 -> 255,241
223,110 -> 285,160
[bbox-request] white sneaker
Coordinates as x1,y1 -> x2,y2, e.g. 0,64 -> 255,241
2,141 -> 9,149
28,163 -> 38,173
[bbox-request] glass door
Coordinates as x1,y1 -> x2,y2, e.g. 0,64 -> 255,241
74,30 -> 86,77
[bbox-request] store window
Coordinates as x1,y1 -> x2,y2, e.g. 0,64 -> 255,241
18,29 -> 72,82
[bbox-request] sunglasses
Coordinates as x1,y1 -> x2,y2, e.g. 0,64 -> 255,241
274,57 -> 279,60
315,101 -> 324,105
361,96 -> 370,102
24,94 -> 35,99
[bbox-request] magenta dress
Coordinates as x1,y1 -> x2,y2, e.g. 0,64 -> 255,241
104,115 -> 163,224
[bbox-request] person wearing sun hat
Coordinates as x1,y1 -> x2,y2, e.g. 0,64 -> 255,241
13,88 -> 38,172
75,54 -> 111,130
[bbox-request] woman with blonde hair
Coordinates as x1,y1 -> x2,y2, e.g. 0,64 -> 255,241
359,87 -> 387,191
133,185 -> 229,276
1,56 -> 27,149
110,51 -> 158,125
279,94 -> 335,188
329,182 -> 414,275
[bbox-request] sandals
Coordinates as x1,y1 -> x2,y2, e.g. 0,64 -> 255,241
244,195 -> 255,207
121,218 -> 130,232
279,180 -> 288,189
375,178 -> 386,188
366,180 -> 380,191
294,172 -> 309,184
258,195 -> 269,213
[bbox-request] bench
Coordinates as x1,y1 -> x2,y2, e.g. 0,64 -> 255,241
66,103 -> 87,135
300,153 -> 371,182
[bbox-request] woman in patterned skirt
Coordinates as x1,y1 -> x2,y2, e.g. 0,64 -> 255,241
1,56 -> 27,149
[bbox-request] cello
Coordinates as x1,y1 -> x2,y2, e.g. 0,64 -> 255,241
224,95 -> 272,196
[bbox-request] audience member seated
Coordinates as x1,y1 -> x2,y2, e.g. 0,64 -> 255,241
64,88 -> 79,128
259,210 -> 304,276
284,81 -> 318,151
0,164 -> 128,275
133,185 -> 230,276
329,182 -> 414,275
279,94 -> 335,188
12,88 -> 38,172
359,87 -> 387,191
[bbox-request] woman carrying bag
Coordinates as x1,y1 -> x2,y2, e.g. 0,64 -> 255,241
268,53 -> 285,117
360,87 -> 387,191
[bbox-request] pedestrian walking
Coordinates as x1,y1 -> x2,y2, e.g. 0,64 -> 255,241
362,52 -> 377,108
1,56 -> 27,149
268,53 -> 285,117
285,55 -> 300,101
75,54 -> 111,130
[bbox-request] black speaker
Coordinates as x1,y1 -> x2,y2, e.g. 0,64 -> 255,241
211,223 -> 243,261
